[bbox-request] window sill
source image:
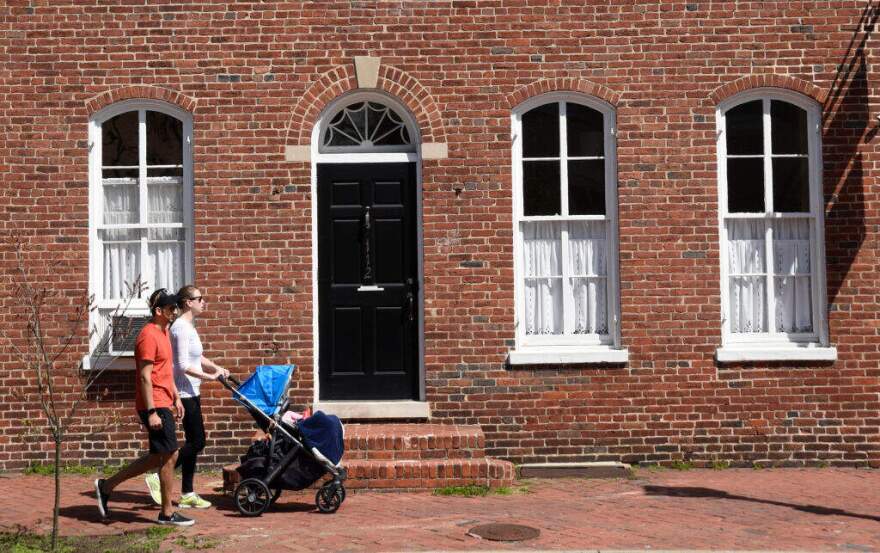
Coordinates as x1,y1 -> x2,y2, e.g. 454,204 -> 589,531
507,347 -> 629,365
81,354 -> 136,371
715,345 -> 837,363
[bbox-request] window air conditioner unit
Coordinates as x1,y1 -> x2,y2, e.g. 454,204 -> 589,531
109,315 -> 151,355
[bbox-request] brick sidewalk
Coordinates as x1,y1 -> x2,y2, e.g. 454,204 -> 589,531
2,468 -> 879,551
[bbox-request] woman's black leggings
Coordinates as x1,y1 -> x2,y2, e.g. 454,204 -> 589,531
175,396 -> 205,494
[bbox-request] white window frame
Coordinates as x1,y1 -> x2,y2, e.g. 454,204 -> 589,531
86,99 -> 194,361
508,92 -> 627,365
716,88 -> 835,362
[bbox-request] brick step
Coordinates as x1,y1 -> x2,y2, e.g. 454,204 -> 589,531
343,424 -> 487,460
342,458 -> 515,490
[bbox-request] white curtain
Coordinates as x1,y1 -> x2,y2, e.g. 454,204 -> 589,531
569,221 -> 607,334
523,221 -> 562,334
148,228 -> 185,293
773,219 -> 812,332
727,219 -> 766,333
148,179 -> 183,224
102,179 -> 184,297
102,229 -> 140,300
103,181 -> 138,225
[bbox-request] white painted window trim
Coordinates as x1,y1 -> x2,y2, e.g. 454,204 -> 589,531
509,92 -> 626,365
86,99 -> 194,363
311,90 -> 426,403
716,88 -> 834,362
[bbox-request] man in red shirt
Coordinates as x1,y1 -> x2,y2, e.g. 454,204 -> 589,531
95,289 -> 195,526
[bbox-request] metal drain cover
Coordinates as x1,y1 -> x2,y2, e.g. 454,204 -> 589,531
467,523 -> 540,542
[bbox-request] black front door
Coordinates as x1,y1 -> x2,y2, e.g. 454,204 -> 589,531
317,163 -> 419,400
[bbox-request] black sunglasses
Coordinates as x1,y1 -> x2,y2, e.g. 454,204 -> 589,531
188,296 -> 205,302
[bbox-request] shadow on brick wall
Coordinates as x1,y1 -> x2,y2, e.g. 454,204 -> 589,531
823,1 -> 878,307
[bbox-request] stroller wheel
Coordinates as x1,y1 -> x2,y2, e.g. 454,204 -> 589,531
234,478 -> 272,517
315,483 -> 344,514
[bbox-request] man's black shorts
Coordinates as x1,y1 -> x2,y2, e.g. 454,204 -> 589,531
138,408 -> 178,454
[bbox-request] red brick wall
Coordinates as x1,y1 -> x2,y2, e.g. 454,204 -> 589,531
1,0 -> 878,470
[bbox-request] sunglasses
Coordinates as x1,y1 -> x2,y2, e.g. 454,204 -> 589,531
188,296 -> 205,303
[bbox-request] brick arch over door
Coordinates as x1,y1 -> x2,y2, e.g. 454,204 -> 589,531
286,64 -> 446,147
709,75 -> 827,105
85,86 -> 198,116
504,78 -> 621,110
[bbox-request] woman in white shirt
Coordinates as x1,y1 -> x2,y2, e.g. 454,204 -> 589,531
145,285 -> 228,509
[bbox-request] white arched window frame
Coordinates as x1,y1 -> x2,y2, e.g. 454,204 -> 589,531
508,92 -> 627,365
716,88 -> 836,362
86,100 -> 194,361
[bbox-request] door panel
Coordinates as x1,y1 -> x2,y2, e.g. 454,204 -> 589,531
318,163 -> 418,400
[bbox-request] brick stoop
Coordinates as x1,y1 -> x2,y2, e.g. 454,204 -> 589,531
342,424 -> 514,490
223,424 -> 515,492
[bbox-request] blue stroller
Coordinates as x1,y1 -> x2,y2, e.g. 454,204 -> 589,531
220,365 -> 347,515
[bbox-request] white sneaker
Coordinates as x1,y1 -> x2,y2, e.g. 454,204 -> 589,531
178,492 -> 212,509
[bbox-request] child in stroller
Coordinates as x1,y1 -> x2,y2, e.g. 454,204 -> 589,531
220,365 -> 347,515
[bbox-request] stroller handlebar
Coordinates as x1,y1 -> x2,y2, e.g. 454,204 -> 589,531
218,374 -> 242,388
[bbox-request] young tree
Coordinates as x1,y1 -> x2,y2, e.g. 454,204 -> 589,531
1,237 -> 144,551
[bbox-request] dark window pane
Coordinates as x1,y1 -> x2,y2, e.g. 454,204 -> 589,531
523,160 -> 560,216
522,103 -> 559,158
147,166 -> 183,178
726,100 -> 763,155
146,111 -> 183,166
567,103 -> 604,157
102,111 -> 139,167
727,158 -> 764,212
102,168 -> 138,179
771,100 -> 808,155
773,158 -> 810,212
568,160 -> 605,215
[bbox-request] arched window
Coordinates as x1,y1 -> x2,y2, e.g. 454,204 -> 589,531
319,98 -> 416,154
88,101 -> 193,356
509,93 -> 626,364
716,89 -> 835,361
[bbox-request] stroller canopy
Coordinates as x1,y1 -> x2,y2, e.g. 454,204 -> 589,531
235,364 -> 294,416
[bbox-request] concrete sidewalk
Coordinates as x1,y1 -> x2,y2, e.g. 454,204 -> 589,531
2,468 -> 878,552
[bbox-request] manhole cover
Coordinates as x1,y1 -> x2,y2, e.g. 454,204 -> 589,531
467,523 -> 540,542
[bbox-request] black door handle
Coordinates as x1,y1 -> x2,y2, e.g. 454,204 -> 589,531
406,291 -> 415,322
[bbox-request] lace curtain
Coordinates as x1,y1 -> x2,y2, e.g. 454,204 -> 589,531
102,178 -> 184,298
727,218 -> 812,334
523,220 -> 607,336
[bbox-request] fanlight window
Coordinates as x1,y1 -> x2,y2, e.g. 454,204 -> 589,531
321,101 -> 413,152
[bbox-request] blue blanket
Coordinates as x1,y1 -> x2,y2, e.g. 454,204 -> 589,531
298,411 -> 344,465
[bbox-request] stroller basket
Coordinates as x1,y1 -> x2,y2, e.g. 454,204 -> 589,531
220,365 -> 347,516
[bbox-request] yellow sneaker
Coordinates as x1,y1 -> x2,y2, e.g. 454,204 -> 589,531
144,472 -> 162,506
178,493 -> 212,509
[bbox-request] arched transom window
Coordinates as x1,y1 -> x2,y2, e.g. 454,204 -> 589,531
320,99 -> 415,153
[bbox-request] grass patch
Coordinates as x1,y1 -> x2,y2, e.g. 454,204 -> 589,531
433,484 -> 530,497
640,463 -> 666,472
23,463 -> 105,477
670,460 -> 694,471
711,460 -> 731,470
0,526 -> 176,553
491,484 -> 531,495
752,462 -> 764,470
174,534 -> 219,550
433,484 -> 490,497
